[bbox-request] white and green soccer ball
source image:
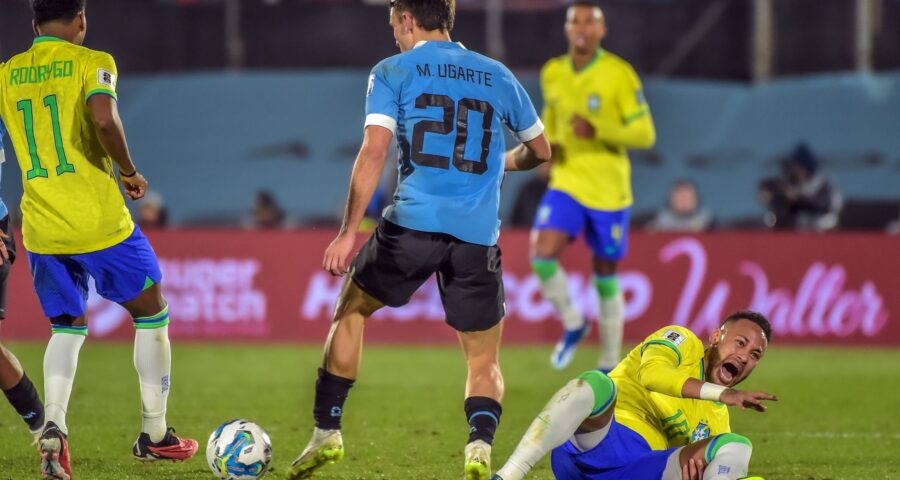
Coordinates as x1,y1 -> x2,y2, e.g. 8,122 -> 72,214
206,419 -> 273,480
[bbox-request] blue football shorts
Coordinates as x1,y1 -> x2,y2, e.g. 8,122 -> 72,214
533,189 -> 631,261
551,418 -> 678,480
27,225 -> 162,318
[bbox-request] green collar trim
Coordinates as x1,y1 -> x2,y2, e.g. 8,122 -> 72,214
571,48 -> 603,73
33,35 -> 66,45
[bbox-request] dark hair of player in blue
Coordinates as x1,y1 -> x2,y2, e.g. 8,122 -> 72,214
722,310 -> 773,343
389,0 -> 455,33
33,0 -> 85,26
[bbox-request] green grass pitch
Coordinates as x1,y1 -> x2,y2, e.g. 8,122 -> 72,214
1,342 -> 898,479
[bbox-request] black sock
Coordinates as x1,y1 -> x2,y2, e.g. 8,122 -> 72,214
312,368 -> 355,430
3,373 -> 44,432
465,396 -> 502,445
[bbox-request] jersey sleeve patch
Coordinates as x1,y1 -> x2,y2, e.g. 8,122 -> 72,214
366,74 -> 376,96
662,329 -> 687,346
97,68 -> 117,89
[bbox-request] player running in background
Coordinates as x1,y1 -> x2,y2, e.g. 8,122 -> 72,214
286,1 -> 551,479
0,1 -> 198,477
532,1 -> 656,371
0,119 -> 46,444
493,311 -> 775,480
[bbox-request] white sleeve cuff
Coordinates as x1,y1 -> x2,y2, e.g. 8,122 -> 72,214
364,113 -> 397,135
515,119 -> 544,143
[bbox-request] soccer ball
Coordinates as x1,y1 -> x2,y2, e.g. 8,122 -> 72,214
206,419 -> 273,479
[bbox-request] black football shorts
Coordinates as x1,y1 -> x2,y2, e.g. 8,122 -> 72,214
351,220 -> 505,332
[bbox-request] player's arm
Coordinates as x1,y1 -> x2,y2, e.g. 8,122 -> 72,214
640,343 -> 776,412
88,95 -> 145,200
322,127 -> 392,276
84,52 -> 145,199
585,110 -> 655,149
323,60 -> 398,276
88,94 -> 136,173
504,133 -> 551,172
573,65 -> 656,149
337,127 -> 392,235
503,67 -> 550,172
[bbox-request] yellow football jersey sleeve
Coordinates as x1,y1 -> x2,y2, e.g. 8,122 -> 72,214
609,326 -> 731,450
540,50 -> 655,211
0,36 -> 133,254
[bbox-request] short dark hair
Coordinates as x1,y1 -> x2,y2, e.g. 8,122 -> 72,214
722,310 -> 773,343
33,0 -> 85,25
390,0 -> 455,32
571,0 -> 602,8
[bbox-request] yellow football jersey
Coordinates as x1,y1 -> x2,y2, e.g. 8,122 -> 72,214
0,36 -> 133,254
609,326 -> 731,450
540,49 -> 653,211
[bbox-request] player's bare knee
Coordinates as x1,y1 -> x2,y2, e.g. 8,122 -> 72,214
334,280 -> 382,320
122,283 -> 167,319
591,258 -> 618,276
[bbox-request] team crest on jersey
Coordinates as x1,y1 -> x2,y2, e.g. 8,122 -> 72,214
97,69 -> 116,88
663,329 -> 686,346
690,422 -> 711,443
366,74 -> 376,96
587,94 -> 601,112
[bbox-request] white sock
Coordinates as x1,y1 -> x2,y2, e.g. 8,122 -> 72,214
539,266 -> 584,331
704,442 -> 752,479
134,324 -> 171,443
43,332 -> 86,435
495,379 -> 596,480
598,291 -> 624,370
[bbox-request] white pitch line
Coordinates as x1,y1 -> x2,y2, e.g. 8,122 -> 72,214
745,431 -> 900,440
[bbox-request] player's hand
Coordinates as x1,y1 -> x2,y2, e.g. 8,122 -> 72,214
720,389 -> 778,412
323,232 -> 356,277
120,171 -> 148,200
570,114 -> 595,139
0,230 -> 8,265
681,457 -> 704,480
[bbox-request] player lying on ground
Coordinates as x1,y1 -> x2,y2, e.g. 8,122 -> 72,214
0,1 -> 198,478
286,1 -> 551,479
493,311 -> 775,480
0,121 -> 46,445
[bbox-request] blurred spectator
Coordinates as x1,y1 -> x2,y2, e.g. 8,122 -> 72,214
646,180 -> 714,232
887,207 -> 900,234
136,190 -> 168,229
510,162 -> 550,227
251,190 -> 286,229
758,143 -> 842,231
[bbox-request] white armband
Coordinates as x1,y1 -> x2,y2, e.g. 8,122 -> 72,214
699,382 -> 727,402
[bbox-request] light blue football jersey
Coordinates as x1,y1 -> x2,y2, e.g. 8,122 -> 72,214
365,41 -> 542,246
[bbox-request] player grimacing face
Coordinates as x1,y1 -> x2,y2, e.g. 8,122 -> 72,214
706,319 -> 768,388
565,6 -> 606,56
